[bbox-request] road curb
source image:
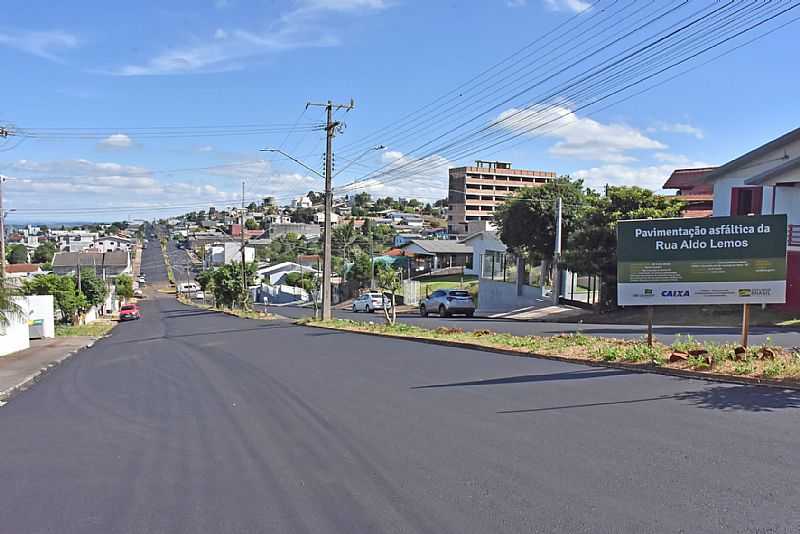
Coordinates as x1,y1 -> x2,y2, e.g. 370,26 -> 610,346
0,336 -> 109,404
305,323 -> 800,391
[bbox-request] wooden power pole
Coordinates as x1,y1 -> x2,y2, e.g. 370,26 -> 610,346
307,99 -> 355,321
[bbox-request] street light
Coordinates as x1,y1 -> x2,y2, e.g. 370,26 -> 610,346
260,148 -> 324,179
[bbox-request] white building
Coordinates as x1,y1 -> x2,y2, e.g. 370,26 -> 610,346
204,242 -> 256,268
459,230 -> 507,277
696,126 -> 800,310
89,236 -> 135,253
291,195 -> 313,209
255,261 -> 318,286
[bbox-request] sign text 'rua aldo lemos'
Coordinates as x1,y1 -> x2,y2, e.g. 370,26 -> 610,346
617,215 -> 787,305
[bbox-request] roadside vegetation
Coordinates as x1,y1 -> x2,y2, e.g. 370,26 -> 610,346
309,319 -> 800,384
160,238 -> 175,284
56,321 -> 115,337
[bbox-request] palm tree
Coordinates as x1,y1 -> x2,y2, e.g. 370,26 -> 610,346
0,277 -> 23,327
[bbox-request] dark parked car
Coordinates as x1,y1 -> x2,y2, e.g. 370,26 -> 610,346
419,289 -> 475,317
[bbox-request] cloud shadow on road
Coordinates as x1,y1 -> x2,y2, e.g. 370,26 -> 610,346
411,369 -> 630,389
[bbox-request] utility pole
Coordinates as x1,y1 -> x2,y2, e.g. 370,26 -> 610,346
240,180 -> 248,309
552,196 -> 562,306
307,98 -> 355,321
0,175 -> 5,280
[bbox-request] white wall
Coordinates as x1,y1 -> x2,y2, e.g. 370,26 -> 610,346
462,234 -> 506,276
712,136 -> 800,217
24,295 -> 55,339
0,298 -> 31,356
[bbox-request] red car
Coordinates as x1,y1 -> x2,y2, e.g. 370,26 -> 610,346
119,304 -> 141,321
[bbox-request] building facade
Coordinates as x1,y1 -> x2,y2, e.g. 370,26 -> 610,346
695,127 -> 800,310
446,160 -> 555,236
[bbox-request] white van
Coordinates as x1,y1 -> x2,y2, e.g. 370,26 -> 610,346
178,282 -> 201,294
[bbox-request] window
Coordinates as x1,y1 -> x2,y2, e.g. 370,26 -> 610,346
730,186 -> 763,215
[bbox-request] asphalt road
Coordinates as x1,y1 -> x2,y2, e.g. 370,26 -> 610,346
2,245 -> 799,533
167,238 -> 197,284
270,302 -> 800,347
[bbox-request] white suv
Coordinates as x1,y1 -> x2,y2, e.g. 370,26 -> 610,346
351,292 -> 391,313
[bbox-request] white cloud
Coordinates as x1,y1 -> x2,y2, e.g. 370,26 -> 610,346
544,0 -> 590,13
571,154 -> 714,193
648,121 -> 705,140
0,29 -> 79,62
497,104 -> 666,163
97,133 -> 135,151
507,0 -> 527,6
112,0 -> 387,76
195,144 -> 216,153
3,158 -> 320,217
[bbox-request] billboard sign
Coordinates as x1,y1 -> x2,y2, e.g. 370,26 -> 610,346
617,215 -> 787,306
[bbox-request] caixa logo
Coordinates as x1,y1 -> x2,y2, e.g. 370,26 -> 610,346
661,289 -> 690,297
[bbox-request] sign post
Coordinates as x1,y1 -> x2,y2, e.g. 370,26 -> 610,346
741,303 -> 751,348
617,215 -> 788,344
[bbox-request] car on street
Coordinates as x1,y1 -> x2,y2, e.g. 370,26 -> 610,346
119,304 -> 141,321
133,289 -> 144,298
419,289 -> 475,317
351,292 -> 392,313
193,291 -> 205,300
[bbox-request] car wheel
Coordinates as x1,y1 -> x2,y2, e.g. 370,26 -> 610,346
465,311 -> 474,318
439,304 -> 449,317
367,305 -> 374,313
419,304 -> 427,317
352,304 -> 358,313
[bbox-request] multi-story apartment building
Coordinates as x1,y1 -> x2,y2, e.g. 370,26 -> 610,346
446,160 -> 556,236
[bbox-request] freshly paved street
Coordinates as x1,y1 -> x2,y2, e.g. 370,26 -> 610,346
2,245 -> 800,533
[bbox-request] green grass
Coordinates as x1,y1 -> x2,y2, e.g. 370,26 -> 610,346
56,322 -> 115,337
311,319 -> 800,383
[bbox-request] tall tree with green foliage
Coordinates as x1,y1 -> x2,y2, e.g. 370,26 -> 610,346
32,241 -> 57,264
115,274 -> 134,301
6,244 -> 29,264
244,218 -> 259,231
564,186 -> 685,308
347,252 -> 373,287
77,268 -> 108,309
209,262 -> 256,309
22,274 -> 86,324
494,177 -> 587,284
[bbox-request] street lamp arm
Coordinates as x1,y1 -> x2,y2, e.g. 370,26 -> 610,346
260,148 -> 325,180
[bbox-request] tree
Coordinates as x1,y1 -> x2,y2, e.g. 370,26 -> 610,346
77,268 -> 108,309
115,274 -> 134,301
32,241 -> 57,264
494,177 -> 586,285
22,274 -> 85,324
375,264 -> 401,325
0,277 -> 23,327
291,207 -> 316,224
564,186 -> 685,308
247,202 -> 258,212
6,244 -> 28,264
245,218 -> 259,231
347,252 -> 373,286
209,262 -> 256,309
354,192 -> 371,207
196,269 -> 215,293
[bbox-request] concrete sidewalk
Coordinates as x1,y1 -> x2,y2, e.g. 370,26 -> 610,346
0,337 -> 95,402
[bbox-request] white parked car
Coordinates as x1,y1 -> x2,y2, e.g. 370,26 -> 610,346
193,291 -> 205,300
351,292 -> 392,313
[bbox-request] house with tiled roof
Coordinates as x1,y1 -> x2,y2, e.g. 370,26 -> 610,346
662,167 -> 716,218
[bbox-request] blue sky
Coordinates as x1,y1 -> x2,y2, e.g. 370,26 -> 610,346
2,0 -> 799,221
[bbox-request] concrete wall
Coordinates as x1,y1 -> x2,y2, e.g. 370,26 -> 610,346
0,297 -> 32,356
477,279 -> 548,313
24,295 -> 55,339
